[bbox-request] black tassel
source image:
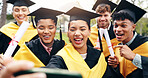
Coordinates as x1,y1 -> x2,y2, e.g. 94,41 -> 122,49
31,16 -> 36,28
98,29 -> 103,52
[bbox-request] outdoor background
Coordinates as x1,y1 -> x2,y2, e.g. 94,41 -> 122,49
0,0 -> 148,43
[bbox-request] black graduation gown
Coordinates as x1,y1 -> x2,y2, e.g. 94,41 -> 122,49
0,22 -> 38,56
124,34 -> 148,78
141,56 -> 148,78
26,38 -> 65,66
46,45 -> 122,78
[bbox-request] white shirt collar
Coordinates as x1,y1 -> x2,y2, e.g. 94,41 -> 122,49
80,53 -> 87,59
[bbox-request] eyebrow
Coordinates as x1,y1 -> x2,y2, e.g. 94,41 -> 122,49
115,22 -> 127,24
70,26 -> 76,29
48,25 -> 55,26
80,26 -> 87,28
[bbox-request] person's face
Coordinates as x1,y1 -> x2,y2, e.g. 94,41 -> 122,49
113,19 -> 136,44
37,19 -> 56,44
97,12 -> 111,29
12,6 -> 30,25
68,20 -> 90,49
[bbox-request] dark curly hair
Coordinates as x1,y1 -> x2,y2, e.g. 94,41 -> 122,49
112,12 -> 135,23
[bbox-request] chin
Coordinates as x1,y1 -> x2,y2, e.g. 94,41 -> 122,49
43,40 -> 52,44
116,39 -> 123,42
73,44 -> 84,49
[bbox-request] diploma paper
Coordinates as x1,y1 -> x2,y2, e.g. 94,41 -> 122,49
104,29 -> 114,56
4,21 -> 30,57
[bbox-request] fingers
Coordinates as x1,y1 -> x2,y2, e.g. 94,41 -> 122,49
0,54 -> 4,65
16,73 -> 46,78
114,45 -> 123,48
6,60 -> 34,74
0,60 -> 35,78
108,56 -> 119,68
3,57 -> 14,66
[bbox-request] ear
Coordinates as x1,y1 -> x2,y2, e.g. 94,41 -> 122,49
67,31 -> 71,42
12,12 -> 14,17
67,31 -> 70,38
132,24 -> 136,31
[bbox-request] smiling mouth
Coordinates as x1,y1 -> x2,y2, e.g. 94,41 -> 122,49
43,36 -> 50,39
116,33 -> 124,39
74,38 -> 83,44
18,17 -> 25,20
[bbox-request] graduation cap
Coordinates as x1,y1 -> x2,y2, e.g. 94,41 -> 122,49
92,0 -> 117,12
6,0 -> 35,7
112,0 -> 146,23
28,7 -> 64,40
65,7 -> 101,27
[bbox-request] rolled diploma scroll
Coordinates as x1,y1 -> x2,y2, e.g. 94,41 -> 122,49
4,21 -> 30,57
96,28 -> 104,48
104,29 -> 114,57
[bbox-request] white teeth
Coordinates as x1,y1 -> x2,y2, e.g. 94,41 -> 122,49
117,34 -> 123,36
75,39 -> 81,41
44,36 -> 49,38
75,39 -> 83,41
19,17 -> 23,18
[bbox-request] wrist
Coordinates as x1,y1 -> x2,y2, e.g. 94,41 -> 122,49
130,53 -> 136,61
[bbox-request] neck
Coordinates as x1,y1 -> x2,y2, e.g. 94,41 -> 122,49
123,32 -> 134,44
75,45 -> 87,54
17,20 -> 29,26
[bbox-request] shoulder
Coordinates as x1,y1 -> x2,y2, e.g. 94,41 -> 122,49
134,34 -> 148,46
54,39 -> 65,44
129,34 -> 148,50
53,39 -> 65,47
87,45 -> 102,58
1,22 -> 16,28
88,45 -> 101,54
25,38 -> 40,48
136,35 -> 148,42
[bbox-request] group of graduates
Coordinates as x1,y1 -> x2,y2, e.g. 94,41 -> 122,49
0,0 -> 148,78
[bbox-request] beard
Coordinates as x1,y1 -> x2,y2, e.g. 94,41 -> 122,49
97,22 -> 109,29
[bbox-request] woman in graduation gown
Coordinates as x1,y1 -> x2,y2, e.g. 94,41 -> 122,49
13,7 -> 65,67
0,0 -> 38,56
46,7 -> 122,78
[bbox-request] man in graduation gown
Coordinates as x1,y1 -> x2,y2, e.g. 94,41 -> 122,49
46,7 -> 123,78
110,0 -> 148,78
13,8 -> 65,67
87,0 -> 120,57
0,0 -> 38,56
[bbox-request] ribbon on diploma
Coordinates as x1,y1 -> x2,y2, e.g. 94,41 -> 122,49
9,36 -> 19,46
4,21 -> 30,57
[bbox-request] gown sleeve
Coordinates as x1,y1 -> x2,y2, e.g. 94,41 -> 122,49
46,55 -> 67,69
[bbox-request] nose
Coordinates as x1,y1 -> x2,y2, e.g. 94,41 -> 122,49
44,28 -> 50,34
115,26 -> 122,33
19,10 -> 23,15
74,30 -> 81,36
100,16 -> 105,21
